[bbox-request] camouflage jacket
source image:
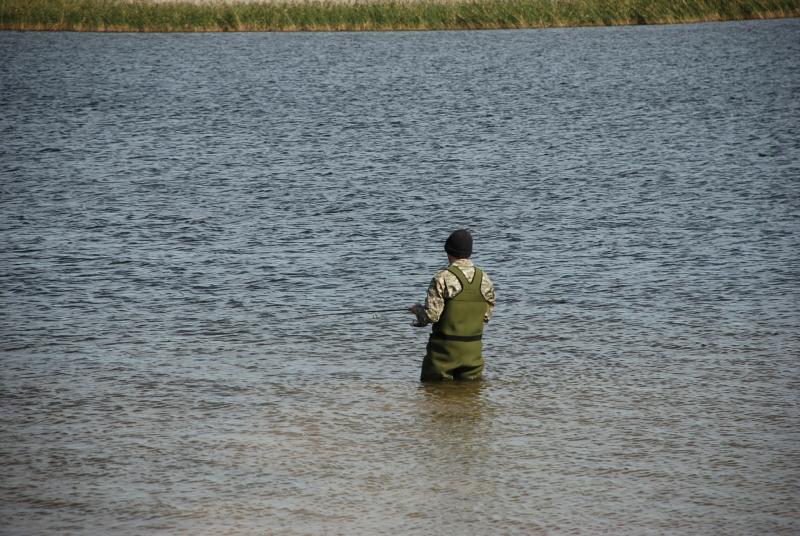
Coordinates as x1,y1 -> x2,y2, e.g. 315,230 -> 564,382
415,259 -> 495,326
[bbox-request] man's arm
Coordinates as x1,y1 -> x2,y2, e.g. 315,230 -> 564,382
409,273 -> 446,327
423,274 -> 447,324
482,272 -> 495,322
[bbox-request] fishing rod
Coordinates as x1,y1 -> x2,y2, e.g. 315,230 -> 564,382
280,307 -> 408,321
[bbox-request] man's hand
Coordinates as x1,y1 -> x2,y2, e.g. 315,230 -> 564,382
408,304 -> 427,327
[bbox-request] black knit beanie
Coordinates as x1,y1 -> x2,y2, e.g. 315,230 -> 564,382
444,229 -> 473,258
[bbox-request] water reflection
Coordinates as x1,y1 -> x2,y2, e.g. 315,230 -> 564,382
417,380 -> 487,416
406,382 -> 495,524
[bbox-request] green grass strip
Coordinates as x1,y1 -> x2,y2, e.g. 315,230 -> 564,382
1,0 -> 799,32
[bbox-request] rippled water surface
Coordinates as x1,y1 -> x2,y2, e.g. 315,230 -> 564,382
2,19 -> 799,535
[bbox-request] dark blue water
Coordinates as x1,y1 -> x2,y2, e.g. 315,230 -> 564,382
1,19 -> 799,535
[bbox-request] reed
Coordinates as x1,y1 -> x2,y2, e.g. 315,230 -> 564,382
1,0 -> 798,32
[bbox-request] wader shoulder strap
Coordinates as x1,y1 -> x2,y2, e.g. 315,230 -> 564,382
446,266 -> 482,289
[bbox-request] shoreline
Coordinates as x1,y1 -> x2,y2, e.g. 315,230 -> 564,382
2,0 -> 799,32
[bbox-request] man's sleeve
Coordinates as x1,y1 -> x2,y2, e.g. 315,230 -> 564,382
482,273 -> 496,322
422,273 -> 447,325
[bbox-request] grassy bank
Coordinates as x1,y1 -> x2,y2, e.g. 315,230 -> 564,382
1,0 -> 799,32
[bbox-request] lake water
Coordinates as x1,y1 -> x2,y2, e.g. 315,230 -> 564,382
1,19 -> 799,535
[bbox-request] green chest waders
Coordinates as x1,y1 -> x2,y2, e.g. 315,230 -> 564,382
421,267 -> 488,381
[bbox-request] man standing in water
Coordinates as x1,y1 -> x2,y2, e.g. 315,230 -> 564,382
409,229 -> 496,381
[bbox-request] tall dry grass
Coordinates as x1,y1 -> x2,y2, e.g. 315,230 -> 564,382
1,0 -> 798,32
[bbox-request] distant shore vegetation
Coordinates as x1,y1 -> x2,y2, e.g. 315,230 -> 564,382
2,0 -> 799,32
